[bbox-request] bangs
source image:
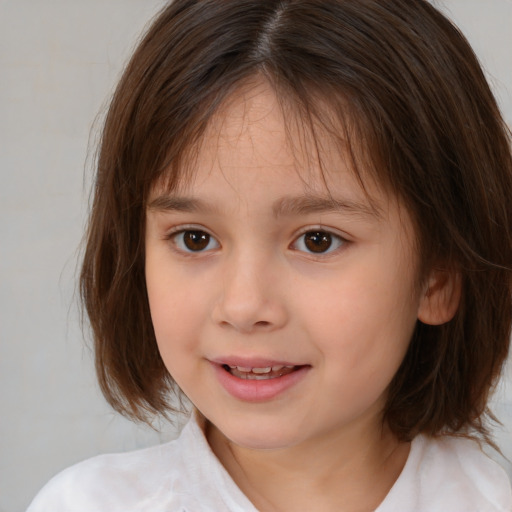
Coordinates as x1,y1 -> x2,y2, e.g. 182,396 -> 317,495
148,73 -> 386,218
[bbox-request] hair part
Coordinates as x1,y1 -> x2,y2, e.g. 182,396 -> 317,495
81,0 -> 512,440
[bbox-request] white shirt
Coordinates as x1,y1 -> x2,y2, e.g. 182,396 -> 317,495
28,414 -> 512,511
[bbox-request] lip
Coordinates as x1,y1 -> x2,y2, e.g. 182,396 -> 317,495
210,356 -> 300,368
210,358 -> 310,402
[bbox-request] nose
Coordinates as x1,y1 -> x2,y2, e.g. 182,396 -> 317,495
211,252 -> 288,333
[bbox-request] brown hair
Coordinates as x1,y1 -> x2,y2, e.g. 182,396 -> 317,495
81,0 -> 512,441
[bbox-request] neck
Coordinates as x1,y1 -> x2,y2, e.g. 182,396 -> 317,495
206,416 -> 410,512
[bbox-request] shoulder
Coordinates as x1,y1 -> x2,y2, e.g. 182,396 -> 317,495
379,434 -> 512,512
26,414 -> 257,512
27,439 -> 184,512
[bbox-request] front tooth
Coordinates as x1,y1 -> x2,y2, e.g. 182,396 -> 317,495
252,374 -> 271,380
236,366 -> 252,372
252,367 -> 272,374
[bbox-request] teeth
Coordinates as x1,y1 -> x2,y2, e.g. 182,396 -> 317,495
239,373 -> 273,380
228,365 -> 295,373
229,365 -> 252,372
251,367 -> 272,374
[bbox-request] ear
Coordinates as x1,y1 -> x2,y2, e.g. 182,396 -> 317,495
417,269 -> 461,325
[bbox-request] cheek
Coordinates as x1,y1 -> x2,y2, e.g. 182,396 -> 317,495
147,284 -> 208,398
145,257 -> 203,360
148,285 -> 202,345
308,290 -> 416,419
300,262 -> 419,376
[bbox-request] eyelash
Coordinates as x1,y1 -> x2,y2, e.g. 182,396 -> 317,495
290,228 -> 347,255
166,226 -> 220,254
165,226 -> 348,256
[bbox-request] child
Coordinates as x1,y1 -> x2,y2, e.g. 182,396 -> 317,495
28,0 -> 512,510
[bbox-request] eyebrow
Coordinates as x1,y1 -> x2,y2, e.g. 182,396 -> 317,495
272,194 -> 382,220
147,193 -> 382,220
147,196 -> 215,213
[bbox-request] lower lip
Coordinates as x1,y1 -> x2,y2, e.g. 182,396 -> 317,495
212,364 -> 310,402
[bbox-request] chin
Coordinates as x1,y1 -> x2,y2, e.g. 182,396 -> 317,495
215,419 -> 305,451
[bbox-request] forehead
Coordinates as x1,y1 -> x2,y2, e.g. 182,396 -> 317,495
158,79 -> 385,212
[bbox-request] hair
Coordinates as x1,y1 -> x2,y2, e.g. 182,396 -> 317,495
81,0 -> 512,442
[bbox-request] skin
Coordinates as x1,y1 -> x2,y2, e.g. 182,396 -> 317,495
145,80 -> 455,511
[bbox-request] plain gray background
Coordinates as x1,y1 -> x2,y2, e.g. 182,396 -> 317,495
1,1 -> 511,511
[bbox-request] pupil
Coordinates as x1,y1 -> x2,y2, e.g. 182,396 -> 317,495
305,232 -> 332,253
184,230 -> 210,251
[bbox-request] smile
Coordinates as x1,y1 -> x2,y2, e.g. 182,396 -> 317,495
212,360 -> 310,402
222,364 -> 297,380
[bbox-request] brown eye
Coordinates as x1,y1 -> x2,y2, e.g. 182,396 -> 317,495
173,230 -> 219,252
304,232 -> 332,253
293,230 -> 344,254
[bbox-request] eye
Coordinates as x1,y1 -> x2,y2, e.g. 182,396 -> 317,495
171,229 -> 220,253
292,230 -> 345,254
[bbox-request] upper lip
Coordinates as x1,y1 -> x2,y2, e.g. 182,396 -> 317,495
209,356 -> 304,369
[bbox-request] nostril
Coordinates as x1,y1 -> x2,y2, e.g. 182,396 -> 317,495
255,321 -> 271,327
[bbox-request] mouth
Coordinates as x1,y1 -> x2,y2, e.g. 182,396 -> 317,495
212,359 -> 310,401
221,364 -> 301,380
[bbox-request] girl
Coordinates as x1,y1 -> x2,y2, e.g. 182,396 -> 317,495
28,0 -> 512,510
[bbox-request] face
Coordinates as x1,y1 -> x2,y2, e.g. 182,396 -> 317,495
145,81 -> 426,451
